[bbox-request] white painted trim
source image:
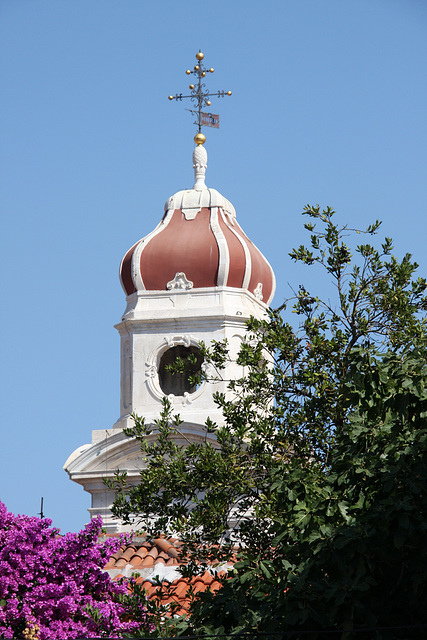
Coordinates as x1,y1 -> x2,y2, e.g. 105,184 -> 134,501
219,209 -> 252,290
210,207 -> 230,286
266,262 -> 277,305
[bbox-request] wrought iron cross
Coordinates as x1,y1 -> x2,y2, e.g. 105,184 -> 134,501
168,50 -> 232,141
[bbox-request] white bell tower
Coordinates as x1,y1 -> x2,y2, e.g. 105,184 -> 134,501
64,53 -> 275,532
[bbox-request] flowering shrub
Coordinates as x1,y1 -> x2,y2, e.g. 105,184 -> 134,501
0,502 -> 153,639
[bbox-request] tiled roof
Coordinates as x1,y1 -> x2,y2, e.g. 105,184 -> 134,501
133,571 -> 225,617
103,536 -> 183,578
102,535 -> 230,617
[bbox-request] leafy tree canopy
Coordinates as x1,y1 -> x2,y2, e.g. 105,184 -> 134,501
111,206 -> 427,639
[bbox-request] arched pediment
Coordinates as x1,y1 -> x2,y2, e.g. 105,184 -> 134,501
64,422 -> 217,478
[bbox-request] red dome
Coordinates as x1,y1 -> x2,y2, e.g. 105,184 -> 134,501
120,187 -> 275,305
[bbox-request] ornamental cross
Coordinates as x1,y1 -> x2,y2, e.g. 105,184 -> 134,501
168,50 -> 232,142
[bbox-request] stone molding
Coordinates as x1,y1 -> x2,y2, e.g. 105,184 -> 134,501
166,272 -> 194,291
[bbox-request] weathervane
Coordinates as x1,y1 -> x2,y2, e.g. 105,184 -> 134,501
168,50 -> 232,146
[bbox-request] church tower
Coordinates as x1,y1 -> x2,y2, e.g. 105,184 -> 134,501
64,52 -> 276,532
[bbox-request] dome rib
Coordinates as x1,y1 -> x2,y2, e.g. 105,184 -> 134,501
218,209 -> 247,289
210,207 -> 230,287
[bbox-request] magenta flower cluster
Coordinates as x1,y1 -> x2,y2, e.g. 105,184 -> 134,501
0,502 -> 153,639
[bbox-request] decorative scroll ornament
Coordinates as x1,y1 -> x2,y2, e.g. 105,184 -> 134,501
163,335 -> 192,348
145,363 -> 157,378
167,272 -> 194,291
253,282 -> 264,301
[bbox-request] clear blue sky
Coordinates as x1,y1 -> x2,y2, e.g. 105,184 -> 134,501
1,0 -> 426,534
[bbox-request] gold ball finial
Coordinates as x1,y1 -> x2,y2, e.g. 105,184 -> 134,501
186,69 -> 191,75
194,65 -> 199,71
209,68 -> 214,73
168,95 -> 174,100
206,100 -> 211,106
189,84 -> 195,90
196,51 -> 204,61
227,91 -> 232,96
194,132 -> 206,145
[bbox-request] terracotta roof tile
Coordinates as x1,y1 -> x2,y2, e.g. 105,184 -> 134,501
114,558 -> 128,569
121,545 -> 137,562
193,579 -> 207,593
166,557 -> 178,566
147,546 -> 159,560
133,546 -> 149,559
128,554 -> 143,568
173,580 -> 190,598
210,579 -> 222,591
154,537 -> 174,554
140,554 -> 155,568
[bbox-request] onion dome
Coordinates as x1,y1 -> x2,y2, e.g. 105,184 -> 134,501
120,144 -> 276,305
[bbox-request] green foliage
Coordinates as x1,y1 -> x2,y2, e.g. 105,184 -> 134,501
187,349 -> 427,638
110,206 -> 427,638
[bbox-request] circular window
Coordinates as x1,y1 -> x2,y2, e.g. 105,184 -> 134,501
158,345 -> 204,396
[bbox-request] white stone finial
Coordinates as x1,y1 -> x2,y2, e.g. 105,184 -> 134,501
193,144 -> 208,190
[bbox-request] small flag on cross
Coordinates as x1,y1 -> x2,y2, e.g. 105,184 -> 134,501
201,112 -> 220,128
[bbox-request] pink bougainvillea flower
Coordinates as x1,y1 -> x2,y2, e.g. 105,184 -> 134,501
0,502 -> 154,639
